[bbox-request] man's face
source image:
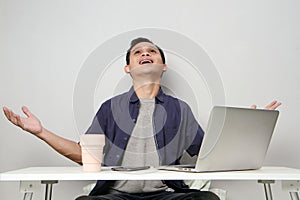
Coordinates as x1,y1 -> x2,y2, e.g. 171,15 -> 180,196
124,42 -> 166,73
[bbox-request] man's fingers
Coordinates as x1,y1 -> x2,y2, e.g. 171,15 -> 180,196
3,107 -> 14,122
269,101 -> 282,110
3,107 -> 10,119
22,106 -> 32,117
16,115 -> 24,128
250,101 -> 281,110
3,106 -> 26,128
265,101 -> 281,110
11,112 -> 21,125
265,100 -> 277,109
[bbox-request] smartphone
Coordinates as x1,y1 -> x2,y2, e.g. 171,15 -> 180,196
111,166 -> 151,171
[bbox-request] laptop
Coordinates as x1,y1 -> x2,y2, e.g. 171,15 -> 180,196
159,106 -> 279,172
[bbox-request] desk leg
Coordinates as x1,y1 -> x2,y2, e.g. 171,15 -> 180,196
258,180 -> 275,200
41,180 -> 58,200
20,181 -> 41,200
23,192 -> 33,200
290,192 -> 300,200
282,180 -> 300,200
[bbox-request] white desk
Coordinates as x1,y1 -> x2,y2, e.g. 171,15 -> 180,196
1,166 -> 300,200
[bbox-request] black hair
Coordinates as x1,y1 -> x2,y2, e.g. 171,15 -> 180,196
125,37 -> 166,65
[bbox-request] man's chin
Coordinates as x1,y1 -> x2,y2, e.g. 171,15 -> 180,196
131,63 -> 163,74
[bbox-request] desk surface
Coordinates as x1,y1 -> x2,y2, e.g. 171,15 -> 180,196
1,166 -> 300,181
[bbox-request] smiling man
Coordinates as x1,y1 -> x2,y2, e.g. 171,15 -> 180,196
3,37 -> 281,200
75,37 -> 220,199
124,41 -> 167,99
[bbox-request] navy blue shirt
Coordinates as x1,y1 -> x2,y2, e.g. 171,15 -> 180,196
86,87 -> 205,195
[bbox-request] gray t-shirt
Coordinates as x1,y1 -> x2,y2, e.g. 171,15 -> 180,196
109,98 -> 168,193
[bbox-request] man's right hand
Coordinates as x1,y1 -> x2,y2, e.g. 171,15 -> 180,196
3,106 -> 82,164
3,106 -> 43,136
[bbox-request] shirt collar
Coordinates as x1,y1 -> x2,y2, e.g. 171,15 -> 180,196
129,86 -> 165,103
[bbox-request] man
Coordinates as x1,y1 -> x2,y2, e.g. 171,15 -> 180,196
3,37 -> 281,200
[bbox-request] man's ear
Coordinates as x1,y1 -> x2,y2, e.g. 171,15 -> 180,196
162,64 -> 167,71
124,65 -> 130,73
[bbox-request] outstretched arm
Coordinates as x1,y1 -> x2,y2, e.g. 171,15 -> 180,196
3,106 -> 82,164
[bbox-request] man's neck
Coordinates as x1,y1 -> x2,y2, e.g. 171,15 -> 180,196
134,83 -> 160,99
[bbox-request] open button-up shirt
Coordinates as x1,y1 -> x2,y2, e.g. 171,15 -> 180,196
86,87 -> 205,195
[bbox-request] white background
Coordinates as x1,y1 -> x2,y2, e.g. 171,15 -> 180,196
1,0 -> 299,199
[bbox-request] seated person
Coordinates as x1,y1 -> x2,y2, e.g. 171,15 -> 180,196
3,37 -> 281,200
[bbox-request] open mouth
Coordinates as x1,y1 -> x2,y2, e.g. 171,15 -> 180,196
139,59 -> 153,65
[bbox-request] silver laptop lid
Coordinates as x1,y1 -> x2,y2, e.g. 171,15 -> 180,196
195,106 -> 279,172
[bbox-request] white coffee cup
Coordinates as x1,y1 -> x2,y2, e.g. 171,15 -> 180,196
80,134 -> 105,172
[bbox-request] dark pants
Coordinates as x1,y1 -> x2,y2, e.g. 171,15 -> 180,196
76,191 -> 220,200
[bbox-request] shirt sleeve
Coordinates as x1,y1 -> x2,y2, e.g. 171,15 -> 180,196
85,101 -> 109,135
180,101 -> 205,156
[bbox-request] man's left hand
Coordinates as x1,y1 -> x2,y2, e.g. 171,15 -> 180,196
250,100 -> 282,110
